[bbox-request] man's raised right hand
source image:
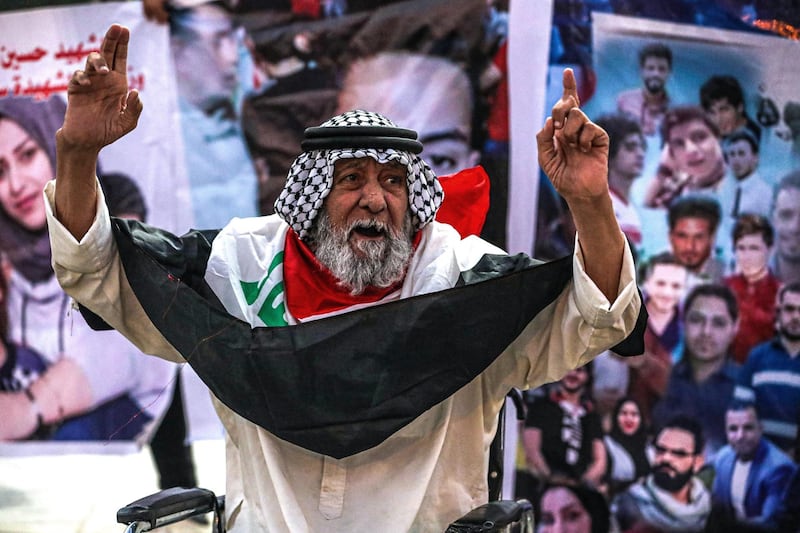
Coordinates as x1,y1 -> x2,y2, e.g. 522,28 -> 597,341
57,24 -> 143,152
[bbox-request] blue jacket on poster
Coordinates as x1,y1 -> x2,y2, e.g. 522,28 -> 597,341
712,437 -> 797,529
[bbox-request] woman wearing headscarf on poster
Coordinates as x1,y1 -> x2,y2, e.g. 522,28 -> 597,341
603,397 -> 652,498
0,96 -> 174,442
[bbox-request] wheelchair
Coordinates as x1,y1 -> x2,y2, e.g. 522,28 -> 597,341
118,391 -> 534,533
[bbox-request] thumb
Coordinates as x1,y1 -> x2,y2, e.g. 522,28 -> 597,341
536,116 -> 556,166
121,90 -> 143,130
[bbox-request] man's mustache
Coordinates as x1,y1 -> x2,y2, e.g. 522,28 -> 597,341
654,463 -> 677,475
347,219 -> 390,237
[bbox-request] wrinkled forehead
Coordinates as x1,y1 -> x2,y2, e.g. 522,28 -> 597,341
274,110 -> 443,240
333,156 -> 407,172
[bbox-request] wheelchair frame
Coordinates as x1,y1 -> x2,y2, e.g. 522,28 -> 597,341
118,390 -> 534,532
118,487 -> 533,533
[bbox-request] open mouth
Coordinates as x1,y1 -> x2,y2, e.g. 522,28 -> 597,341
353,226 -> 384,238
349,220 -> 388,240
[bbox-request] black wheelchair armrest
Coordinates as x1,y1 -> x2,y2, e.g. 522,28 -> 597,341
117,486 -> 224,532
445,499 -> 534,532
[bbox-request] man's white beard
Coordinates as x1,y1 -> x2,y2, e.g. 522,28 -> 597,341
310,210 -> 414,295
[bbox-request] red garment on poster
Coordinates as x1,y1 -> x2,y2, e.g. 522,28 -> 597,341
628,324 -> 673,424
292,0 -> 321,19
724,272 -> 780,364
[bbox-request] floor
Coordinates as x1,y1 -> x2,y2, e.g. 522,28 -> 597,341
0,439 -> 226,533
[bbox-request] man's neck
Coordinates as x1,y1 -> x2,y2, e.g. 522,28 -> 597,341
688,257 -> 710,276
780,335 -> 800,357
736,442 -> 760,462
671,481 -> 693,504
743,266 -> 768,284
643,88 -> 667,102
181,92 -> 235,118
557,388 -> 582,406
646,303 -> 675,334
689,355 -> 725,383
608,173 -> 634,200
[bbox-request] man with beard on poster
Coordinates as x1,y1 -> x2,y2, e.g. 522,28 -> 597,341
612,414 -> 711,533
616,42 -> 672,137
665,195 -> 725,288
45,25 -> 642,532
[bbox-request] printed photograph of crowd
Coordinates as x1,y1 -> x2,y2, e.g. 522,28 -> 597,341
515,2 -> 800,532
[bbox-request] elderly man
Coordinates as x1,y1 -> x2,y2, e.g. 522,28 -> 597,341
708,401 -> 796,532
46,25 -> 641,532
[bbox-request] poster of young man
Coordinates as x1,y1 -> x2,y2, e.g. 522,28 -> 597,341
586,12 -> 800,274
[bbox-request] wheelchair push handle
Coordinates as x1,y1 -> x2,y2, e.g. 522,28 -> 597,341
117,486 -> 224,533
445,499 -> 534,533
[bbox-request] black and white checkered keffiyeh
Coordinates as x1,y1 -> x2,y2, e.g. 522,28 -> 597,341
274,110 -> 444,240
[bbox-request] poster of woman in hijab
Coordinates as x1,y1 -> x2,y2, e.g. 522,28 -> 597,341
0,2 -> 185,452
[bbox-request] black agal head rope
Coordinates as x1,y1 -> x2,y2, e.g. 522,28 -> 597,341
301,125 -> 424,154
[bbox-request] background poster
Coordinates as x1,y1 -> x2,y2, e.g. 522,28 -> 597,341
509,0 -> 800,510
0,0 -> 512,449
0,1 -> 188,454
586,12 -> 800,267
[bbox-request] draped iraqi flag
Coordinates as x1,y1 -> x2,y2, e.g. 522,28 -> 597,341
98,212 -> 646,459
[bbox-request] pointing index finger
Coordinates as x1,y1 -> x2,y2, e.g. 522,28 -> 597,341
551,68 -> 581,129
562,68 -> 580,108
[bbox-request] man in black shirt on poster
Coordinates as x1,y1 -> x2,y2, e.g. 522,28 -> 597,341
520,363 -> 606,499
